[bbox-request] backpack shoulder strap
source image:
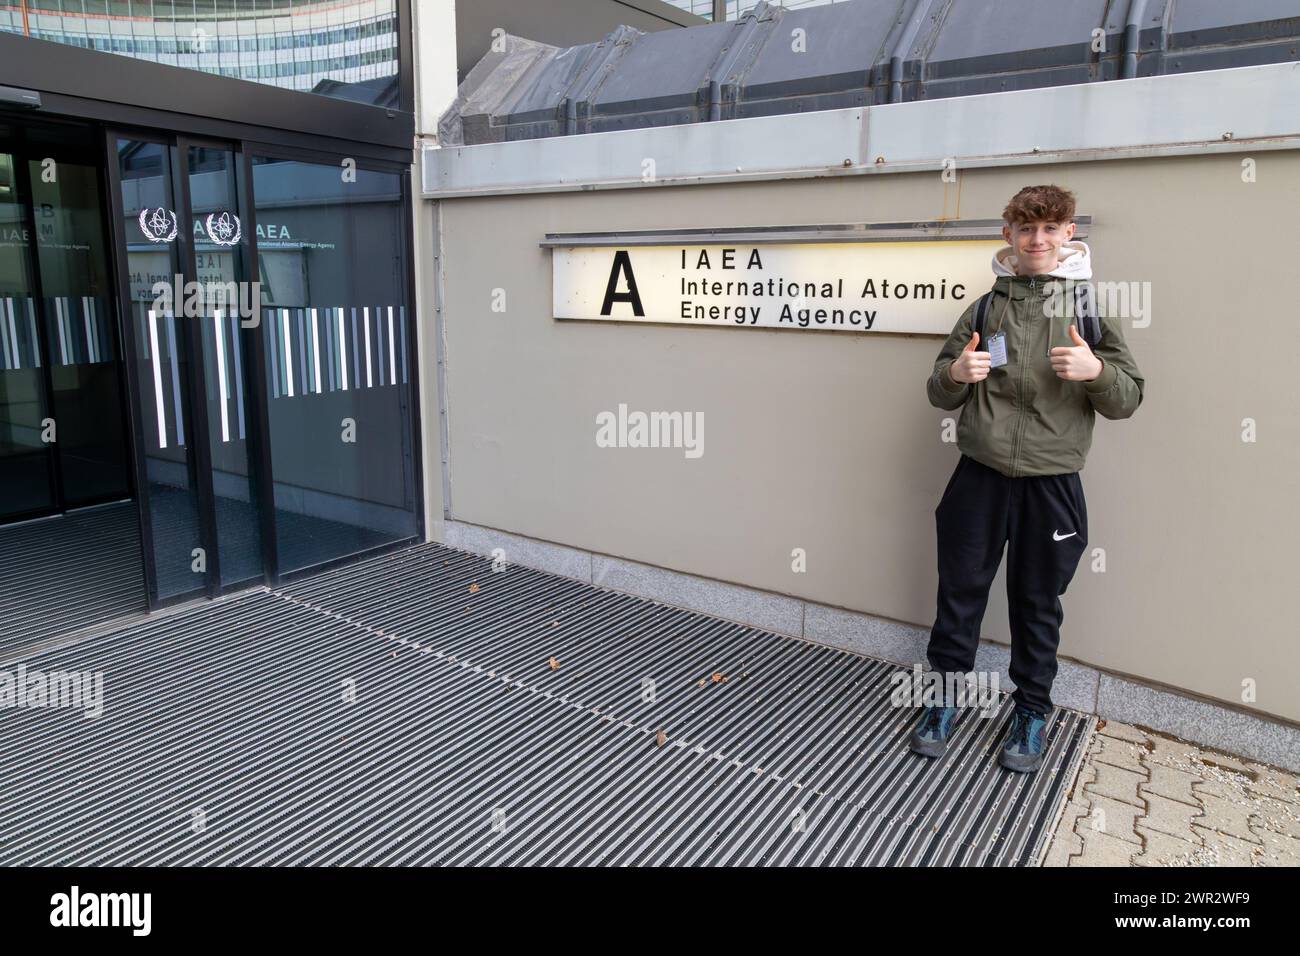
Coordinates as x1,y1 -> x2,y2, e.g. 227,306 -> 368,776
973,292 -> 993,343
1073,281 -> 1103,349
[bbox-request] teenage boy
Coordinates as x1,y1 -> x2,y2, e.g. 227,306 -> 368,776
910,184 -> 1144,773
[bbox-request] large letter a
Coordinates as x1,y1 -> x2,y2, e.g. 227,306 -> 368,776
600,250 -> 645,316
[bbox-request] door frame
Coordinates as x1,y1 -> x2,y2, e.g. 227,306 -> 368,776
177,134 -> 279,593
104,128 -> 263,607
5,99 -> 425,611
104,126 -> 425,609
0,118 -> 137,525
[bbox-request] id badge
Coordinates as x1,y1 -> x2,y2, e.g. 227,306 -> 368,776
986,331 -> 1008,368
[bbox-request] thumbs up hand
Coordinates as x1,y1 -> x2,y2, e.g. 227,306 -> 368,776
1050,325 -> 1104,381
949,331 -> 991,384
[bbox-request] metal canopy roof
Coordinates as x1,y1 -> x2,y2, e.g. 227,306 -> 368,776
438,0 -> 1300,146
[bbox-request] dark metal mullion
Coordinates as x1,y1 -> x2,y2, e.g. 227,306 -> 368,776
102,127 -> 163,609
173,138 -> 223,598
236,146 -> 279,587
399,167 -> 425,541
11,143 -> 66,516
96,129 -> 140,508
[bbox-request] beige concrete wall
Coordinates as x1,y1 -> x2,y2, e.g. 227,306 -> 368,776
420,152 -> 1300,725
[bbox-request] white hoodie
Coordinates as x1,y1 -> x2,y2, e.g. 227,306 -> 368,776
991,239 -> 1092,280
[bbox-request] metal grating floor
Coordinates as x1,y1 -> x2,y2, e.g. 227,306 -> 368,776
0,542 -> 1094,866
0,501 -> 147,658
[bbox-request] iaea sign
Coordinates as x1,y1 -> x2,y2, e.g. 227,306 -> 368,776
551,237 -> 1004,335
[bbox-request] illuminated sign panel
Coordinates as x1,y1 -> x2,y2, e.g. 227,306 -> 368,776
553,240 -> 1004,334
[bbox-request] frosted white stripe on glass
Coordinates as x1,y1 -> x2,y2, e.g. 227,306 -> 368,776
310,307 -> 321,395
82,297 -> 96,364
213,309 -> 230,443
2,299 -> 14,370
0,300 -> 11,371
25,301 -> 38,368
363,306 -> 373,388
55,297 -> 69,366
281,308 -> 295,398
337,307 -> 348,391
89,298 -> 102,364
147,310 -> 168,449
387,306 -> 396,386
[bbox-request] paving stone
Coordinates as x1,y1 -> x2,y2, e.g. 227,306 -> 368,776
1188,826 -> 1266,866
1142,732 -> 1203,773
1076,793 -> 1142,845
1243,764 -> 1300,805
1195,793 -> 1264,845
1140,791 -> 1204,841
1045,725 -> 1300,869
1254,832 -> 1300,865
1071,826 -> 1139,867
1250,794 -> 1300,841
1096,720 -> 1150,745
1139,762 -> 1201,806
1043,798 -> 1089,867
1196,749 -> 1257,776
1133,825 -> 1261,867
1132,826 -> 1205,867
1080,731 -> 1106,765
1083,761 -> 1146,808
1192,766 -> 1258,801
1093,733 -> 1148,774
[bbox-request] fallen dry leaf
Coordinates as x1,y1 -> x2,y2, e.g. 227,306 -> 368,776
655,729 -> 667,747
549,657 -> 560,670
469,582 -> 480,593
711,673 -> 727,683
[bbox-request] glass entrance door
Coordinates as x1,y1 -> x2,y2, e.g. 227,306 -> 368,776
111,133 -> 266,605
182,141 -> 264,589
0,121 -> 130,523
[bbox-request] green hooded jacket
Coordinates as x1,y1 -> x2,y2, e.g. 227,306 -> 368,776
925,241 -> 1145,477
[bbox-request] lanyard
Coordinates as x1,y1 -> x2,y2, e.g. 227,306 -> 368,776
994,276 -> 1059,358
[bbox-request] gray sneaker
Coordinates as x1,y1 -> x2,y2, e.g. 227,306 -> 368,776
909,704 -> 958,758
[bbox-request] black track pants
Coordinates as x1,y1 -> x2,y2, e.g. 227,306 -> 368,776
926,453 -> 1089,716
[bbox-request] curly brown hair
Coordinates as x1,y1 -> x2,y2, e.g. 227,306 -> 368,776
1002,185 -> 1077,226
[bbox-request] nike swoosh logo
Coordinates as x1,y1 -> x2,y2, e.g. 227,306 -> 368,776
1053,530 -> 1077,541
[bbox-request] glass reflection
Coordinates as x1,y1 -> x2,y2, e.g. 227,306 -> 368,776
118,138 -> 205,600
252,155 -> 416,573
188,145 -> 263,587
31,157 -> 130,507
1,1 -> 399,108
0,150 -> 55,519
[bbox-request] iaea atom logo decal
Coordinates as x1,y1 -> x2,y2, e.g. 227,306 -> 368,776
138,207 -> 178,243
204,211 -> 242,247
